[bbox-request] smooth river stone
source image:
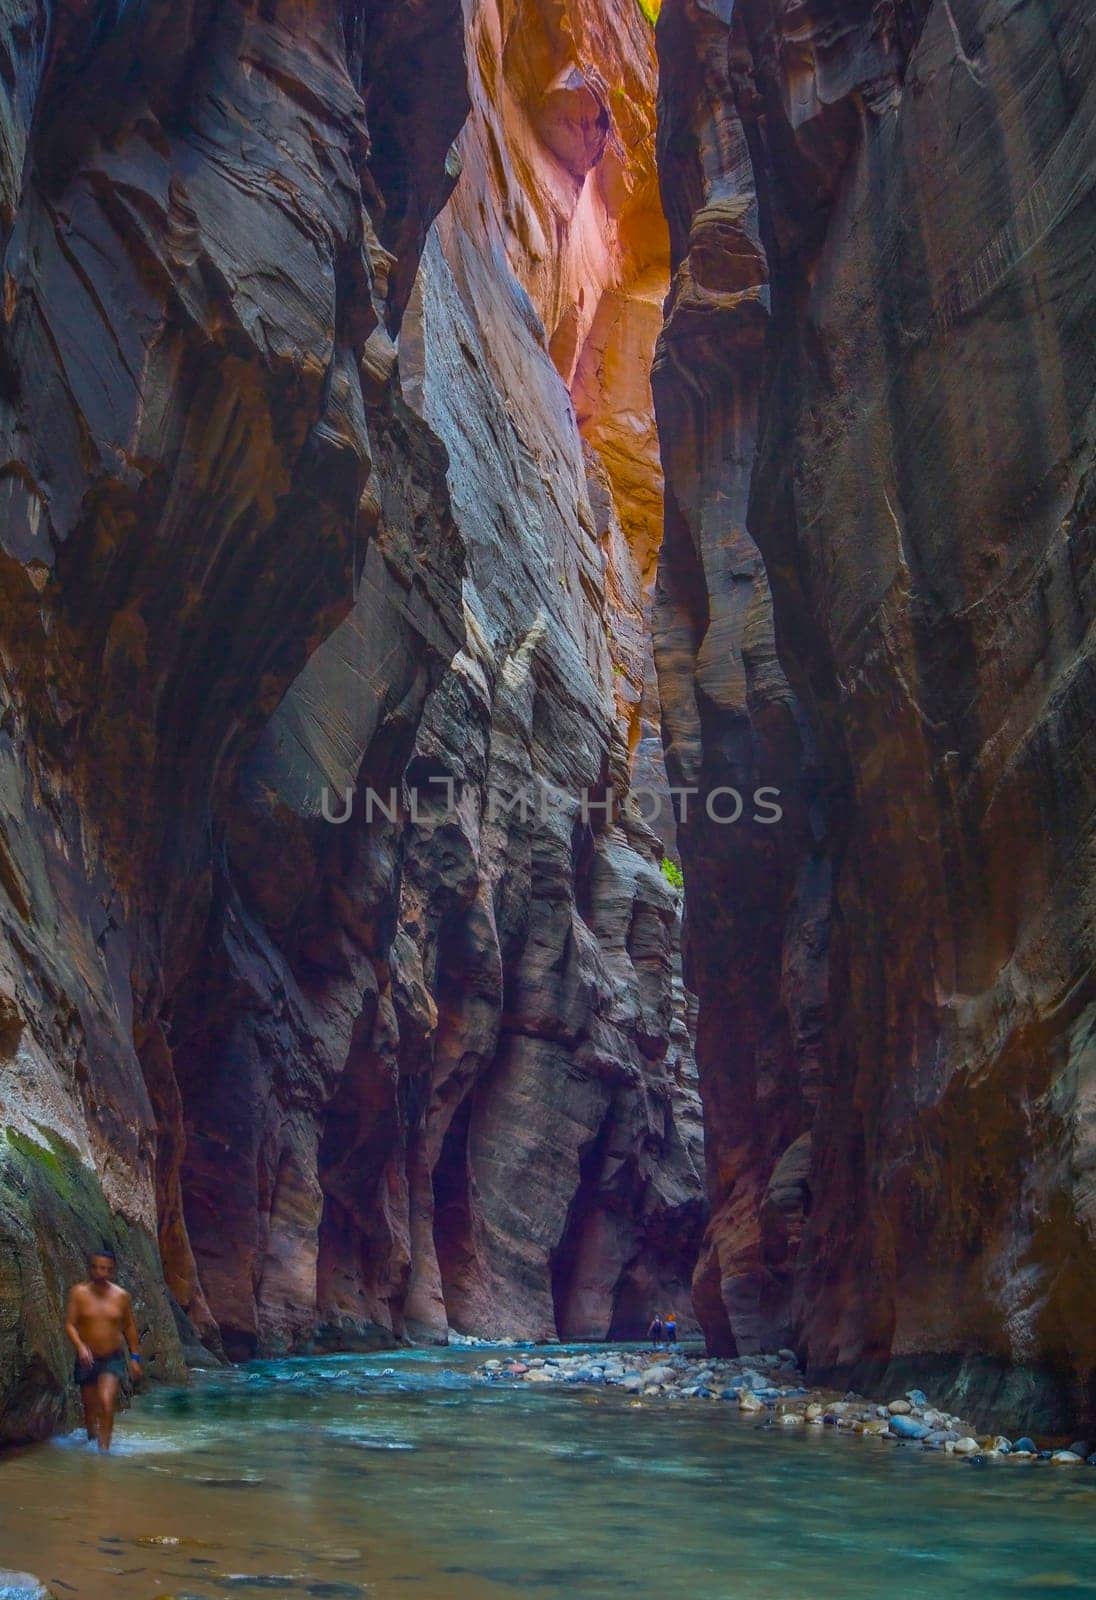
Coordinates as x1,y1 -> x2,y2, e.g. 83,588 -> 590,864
640,1366 -> 676,1386
889,1415 -> 931,1440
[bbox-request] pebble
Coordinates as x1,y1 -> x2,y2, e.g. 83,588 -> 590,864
1051,1451 -> 1084,1464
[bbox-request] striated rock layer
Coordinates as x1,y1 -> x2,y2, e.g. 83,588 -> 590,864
653,0 -> 1095,1430
381,0 -> 703,1347
0,0 -> 702,1438
0,0 -> 472,1437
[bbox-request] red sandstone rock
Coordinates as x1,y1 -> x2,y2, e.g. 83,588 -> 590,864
0,0 -> 469,1430
654,0 -> 1096,1432
0,0 -> 702,1436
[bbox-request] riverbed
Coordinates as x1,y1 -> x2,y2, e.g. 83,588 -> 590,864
1,1346 -> 1094,1598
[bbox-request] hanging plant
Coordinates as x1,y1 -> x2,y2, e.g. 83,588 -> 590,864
660,856 -> 684,890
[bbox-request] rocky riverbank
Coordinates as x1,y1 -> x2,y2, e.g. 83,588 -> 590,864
477,1349 -> 1096,1468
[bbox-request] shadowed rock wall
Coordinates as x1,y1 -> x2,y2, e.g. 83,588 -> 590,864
0,0 -> 472,1437
654,0 -> 1096,1430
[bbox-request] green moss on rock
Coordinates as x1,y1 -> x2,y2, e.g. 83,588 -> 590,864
0,1128 -> 185,1444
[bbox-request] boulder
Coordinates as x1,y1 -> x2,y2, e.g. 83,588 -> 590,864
889,1415 -> 931,1441
640,1365 -> 676,1387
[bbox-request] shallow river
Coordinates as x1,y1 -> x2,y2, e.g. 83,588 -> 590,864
2,1345 -> 1094,1599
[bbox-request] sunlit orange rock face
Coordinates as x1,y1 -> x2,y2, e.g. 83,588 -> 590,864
347,0 -> 701,1348
653,0 -> 1096,1431
437,0 -> 671,755
0,0 -> 699,1437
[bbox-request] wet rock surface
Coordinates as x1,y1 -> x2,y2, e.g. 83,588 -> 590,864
652,0 -> 1096,1431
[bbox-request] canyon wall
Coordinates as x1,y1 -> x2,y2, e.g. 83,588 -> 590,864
0,0 -> 702,1442
654,0 -> 1095,1429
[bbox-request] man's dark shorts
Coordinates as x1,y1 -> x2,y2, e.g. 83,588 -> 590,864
73,1349 -> 127,1389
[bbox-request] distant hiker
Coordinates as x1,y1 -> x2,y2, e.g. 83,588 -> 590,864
647,1315 -> 664,1345
664,1312 -> 678,1345
64,1248 -> 143,1452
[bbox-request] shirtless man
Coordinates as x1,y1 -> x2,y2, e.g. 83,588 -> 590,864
64,1249 -> 143,1452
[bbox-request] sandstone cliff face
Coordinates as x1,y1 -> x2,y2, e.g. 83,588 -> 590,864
0,0 -> 472,1435
654,0 -> 1095,1429
0,0 -> 701,1437
388,0 -> 702,1344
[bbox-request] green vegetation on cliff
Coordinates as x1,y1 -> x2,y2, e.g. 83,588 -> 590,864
0,1128 -> 184,1444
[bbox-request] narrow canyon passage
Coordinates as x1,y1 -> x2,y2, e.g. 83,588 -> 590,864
0,0 -> 1094,1522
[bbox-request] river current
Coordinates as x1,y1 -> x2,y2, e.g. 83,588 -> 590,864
1,1345 -> 1094,1598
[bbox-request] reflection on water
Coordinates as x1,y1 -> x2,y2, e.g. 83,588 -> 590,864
2,1345 -> 1095,1598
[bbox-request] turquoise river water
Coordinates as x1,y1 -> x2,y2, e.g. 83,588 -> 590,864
1,1345 -> 1094,1598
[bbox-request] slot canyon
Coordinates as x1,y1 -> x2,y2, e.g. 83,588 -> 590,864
0,0 -> 1093,1474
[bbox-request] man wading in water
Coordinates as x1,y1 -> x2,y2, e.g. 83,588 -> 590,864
64,1249 -> 143,1452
